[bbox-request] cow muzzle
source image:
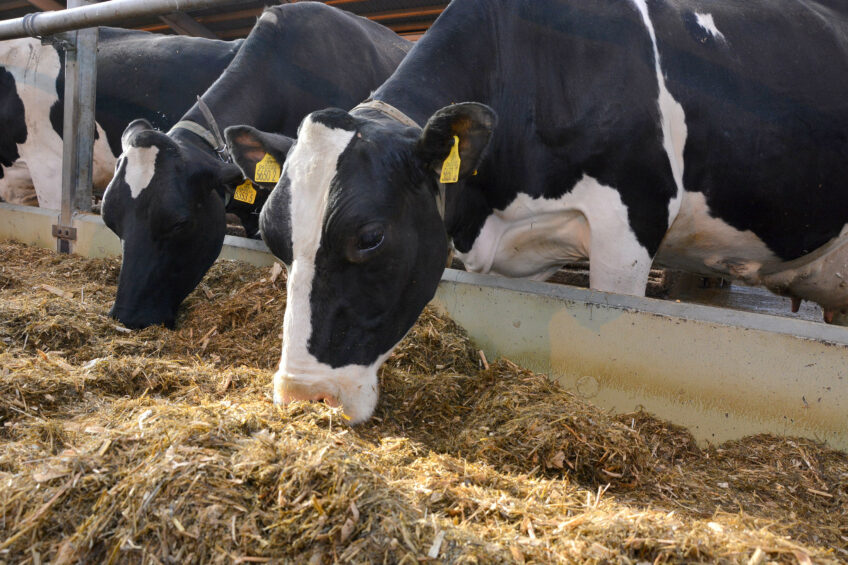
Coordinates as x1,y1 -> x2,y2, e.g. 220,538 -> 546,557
272,369 -> 378,424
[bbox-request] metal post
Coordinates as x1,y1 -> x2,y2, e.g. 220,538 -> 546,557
75,23 -> 97,213
54,0 -> 97,254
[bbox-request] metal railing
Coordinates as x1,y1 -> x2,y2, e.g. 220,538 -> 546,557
0,0 -> 250,40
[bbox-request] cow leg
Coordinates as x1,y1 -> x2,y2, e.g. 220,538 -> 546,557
588,231 -> 653,296
0,159 -> 37,206
574,176 -> 656,296
20,141 -> 63,210
830,311 -> 848,326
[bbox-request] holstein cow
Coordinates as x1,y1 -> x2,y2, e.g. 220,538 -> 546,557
101,2 -> 410,329
256,0 -> 848,422
0,28 -> 241,209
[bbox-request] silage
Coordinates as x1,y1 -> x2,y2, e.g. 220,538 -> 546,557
0,241 -> 846,564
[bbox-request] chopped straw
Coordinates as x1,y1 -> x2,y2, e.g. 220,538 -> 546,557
0,241 -> 846,564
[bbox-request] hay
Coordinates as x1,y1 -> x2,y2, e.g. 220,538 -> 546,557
0,240 -> 846,564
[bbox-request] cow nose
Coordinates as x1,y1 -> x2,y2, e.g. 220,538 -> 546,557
273,371 -> 339,408
109,305 -> 175,330
280,391 -> 340,408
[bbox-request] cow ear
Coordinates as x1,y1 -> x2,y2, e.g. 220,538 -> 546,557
121,118 -> 154,153
417,102 -> 496,182
225,125 -> 294,188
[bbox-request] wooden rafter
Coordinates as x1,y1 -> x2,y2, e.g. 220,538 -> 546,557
158,11 -> 218,39
24,0 -> 63,11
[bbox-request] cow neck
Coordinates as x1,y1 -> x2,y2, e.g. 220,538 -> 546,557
168,97 -> 229,161
352,100 -> 447,223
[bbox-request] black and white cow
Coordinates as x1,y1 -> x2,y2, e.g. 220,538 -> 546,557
257,0 -> 848,422
101,2 -> 410,329
0,28 -> 241,208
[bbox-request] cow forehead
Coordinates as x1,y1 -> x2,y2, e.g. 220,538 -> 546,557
287,116 -> 356,256
122,145 -> 159,199
280,117 -> 357,379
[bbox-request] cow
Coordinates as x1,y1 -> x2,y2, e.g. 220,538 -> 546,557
101,2 -> 410,330
0,28 -> 242,209
256,0 -> 848,423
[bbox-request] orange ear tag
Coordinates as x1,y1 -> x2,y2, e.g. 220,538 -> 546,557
439,136 -> 461,184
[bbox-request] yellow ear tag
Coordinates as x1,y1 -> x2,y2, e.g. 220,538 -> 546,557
439,135 -> 461,184
254,153 -> 281,184
233,179 -> 257,204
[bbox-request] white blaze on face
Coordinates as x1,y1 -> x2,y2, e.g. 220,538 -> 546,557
273,116 -> 385,423
631,0 -> 688,227
694,13 -> 726,41
122,145 -> 159,199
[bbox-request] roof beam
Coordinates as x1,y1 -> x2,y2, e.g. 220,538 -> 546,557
158,11 -> 218,39
25,0 -> 64,11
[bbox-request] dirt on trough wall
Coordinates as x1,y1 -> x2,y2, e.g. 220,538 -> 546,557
0,241 -> 845,564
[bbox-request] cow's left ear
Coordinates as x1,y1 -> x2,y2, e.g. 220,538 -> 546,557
224,125 -> 294,189
121,118 -> 153,154
417,102 -> 497,182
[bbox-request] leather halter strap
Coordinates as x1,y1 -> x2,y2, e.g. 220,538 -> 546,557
168,97 -> 229,162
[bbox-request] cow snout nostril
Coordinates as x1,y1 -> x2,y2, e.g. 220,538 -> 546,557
317,395 -> 340,408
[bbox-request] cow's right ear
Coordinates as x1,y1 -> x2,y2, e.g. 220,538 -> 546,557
224,125 -> 294,189
417,102 -> 497,182
121,119 -> 154,153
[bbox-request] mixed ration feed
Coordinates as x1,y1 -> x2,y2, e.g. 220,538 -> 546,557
0,241 -> 846,564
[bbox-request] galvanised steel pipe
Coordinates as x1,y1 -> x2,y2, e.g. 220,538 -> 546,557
0,0 -> 253,41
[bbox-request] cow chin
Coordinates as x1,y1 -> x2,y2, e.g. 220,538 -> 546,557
272,364 -> 380,424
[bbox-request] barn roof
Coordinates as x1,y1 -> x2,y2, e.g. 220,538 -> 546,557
0,0 -> 447,41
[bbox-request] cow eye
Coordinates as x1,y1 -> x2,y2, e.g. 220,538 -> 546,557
356,223 -> 384,251
166,219 -> 192,238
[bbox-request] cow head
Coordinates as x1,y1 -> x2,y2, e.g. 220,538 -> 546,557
259,102 -> 496,422
102,118 -> 244,329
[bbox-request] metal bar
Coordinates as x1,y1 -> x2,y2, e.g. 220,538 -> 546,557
0,0 -> 253,41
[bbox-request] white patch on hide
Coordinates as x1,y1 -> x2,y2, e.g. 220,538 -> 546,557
658,192 -> 848,311
92,122 -> 118,191
459,175 -> 653,296
0,158 -> 35,205
657,191 -> 777,280
0,38 -> 63,209
694,13 -> 726,41
259,10 -> 278,26
0,38 -> 118,209
123,145 -> 158,199
100,155 -> 125,213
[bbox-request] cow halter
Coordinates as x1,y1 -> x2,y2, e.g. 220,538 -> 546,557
351,99 -> 447,222
168,97 -> 231,163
